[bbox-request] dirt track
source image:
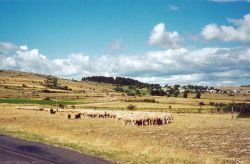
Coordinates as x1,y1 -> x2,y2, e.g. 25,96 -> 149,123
0,134 -> 109,164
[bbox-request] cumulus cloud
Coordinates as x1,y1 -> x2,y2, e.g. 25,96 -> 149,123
20,45 -> 28,51
0,42 -> 250,86
201,14 -> 250,42
149,23 -> 182,49
168,5 -> 179,11
0,43 -> 89,77
53,53 -> 90,76
0,42 -> 19,54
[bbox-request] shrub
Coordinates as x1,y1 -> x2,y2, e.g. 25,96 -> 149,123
41,89 -> 56,93
199,102 -> 205,106
195,92 -> 201,99
45,76 -> 58,88
114,86 -> 124,92
127,104 -> 136,110
150,89 -> 166,96
126,92 -> 136,96
22,84 -> 27,87
173,90 -> 180,97
209,102 -> 215,106
183,91 -> 188,98
58,104 -> 64,109
43,97 -> 51,100
211,103 -> 226,113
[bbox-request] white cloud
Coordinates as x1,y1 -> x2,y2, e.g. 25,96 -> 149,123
20,45 -> 28,51
0,41 -> 250,86
0,42 -> 17,50
149,23 -> 182,49
168,5 -> 179,11
0,42 -> 19,53
53,53 -> 90,76
136,74 -> 205,86
202,14 -> 250,42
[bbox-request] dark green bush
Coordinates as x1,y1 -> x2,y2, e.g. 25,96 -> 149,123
127,104 -> 136,110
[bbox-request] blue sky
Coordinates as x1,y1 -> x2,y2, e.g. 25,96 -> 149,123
0,0 -> 250,86
1,0 -> 249,57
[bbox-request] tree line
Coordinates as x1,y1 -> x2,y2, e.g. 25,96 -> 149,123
82,76 -> 160,89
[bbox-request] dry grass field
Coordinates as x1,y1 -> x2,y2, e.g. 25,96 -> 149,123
0,70 -> 118,101
0,104 -> 249,163
1,70 -> 249,112
0,70 -> 250,163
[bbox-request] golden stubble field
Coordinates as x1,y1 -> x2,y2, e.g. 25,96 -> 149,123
1,70 -> 250,163
0,104 -> 249,163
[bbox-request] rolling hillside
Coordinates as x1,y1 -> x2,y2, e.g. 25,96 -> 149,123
0,70 -> 120,102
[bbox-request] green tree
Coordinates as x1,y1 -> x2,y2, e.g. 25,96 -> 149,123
45,76 -> 58,88
173,84 -> 180,90
183,91 -> 188,98
173,90 -> 180,97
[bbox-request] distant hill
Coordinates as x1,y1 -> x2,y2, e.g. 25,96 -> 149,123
241,85 -> 250,87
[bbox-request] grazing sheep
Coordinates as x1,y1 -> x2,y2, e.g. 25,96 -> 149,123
50,109 -> 56,114
75,113 -> 81,119
39,108 -> 44,111
16,107 -> 173,126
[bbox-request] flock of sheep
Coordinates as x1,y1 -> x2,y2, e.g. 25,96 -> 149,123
17,107 -> 173,126
115,111 -> 173,126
